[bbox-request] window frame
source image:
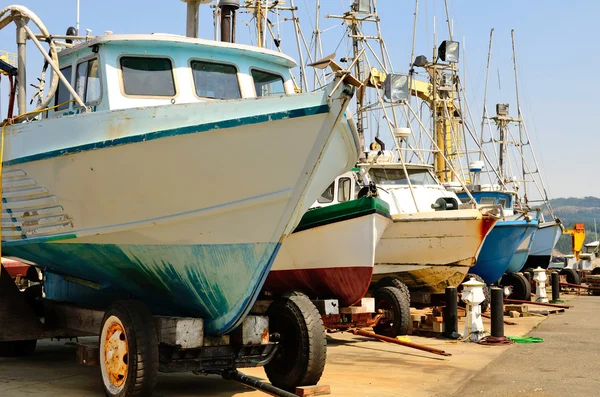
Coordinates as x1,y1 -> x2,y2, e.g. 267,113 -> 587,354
188,58 -> 241,100
249,67 -> 286,98
54,64 -> 74,111
74,55 -> 103,107
317,181 -> 335,204
337,177 -> 352,203
118,55 -> 178,99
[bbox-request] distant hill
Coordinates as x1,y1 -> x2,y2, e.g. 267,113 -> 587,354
549,196 -> 600,254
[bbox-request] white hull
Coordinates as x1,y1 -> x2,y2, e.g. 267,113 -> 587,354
373,209 -> 495,293
2,84 -> 359,334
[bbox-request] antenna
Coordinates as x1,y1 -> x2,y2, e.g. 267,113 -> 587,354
76,0 -> 80,35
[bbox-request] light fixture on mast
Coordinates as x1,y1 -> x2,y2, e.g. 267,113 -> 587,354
438,40 -> 460,63
383,73 -> 409,103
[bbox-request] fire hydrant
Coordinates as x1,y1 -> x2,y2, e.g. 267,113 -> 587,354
461,277 -> 486,342
533,267 -> 549,303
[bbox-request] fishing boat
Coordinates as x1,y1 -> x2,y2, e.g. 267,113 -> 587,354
365,159 -> 497,293
524,220 -> 563,269
265,172 -> 392,307
459,189 -> 538,284
0,5 -> 360,337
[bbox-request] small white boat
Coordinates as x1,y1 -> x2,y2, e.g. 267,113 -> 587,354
266,172 -> 392,306
364,159 -> 498,294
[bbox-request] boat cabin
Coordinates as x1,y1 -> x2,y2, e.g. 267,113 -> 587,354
47,34 -> 297,116
312,171 -> 360,208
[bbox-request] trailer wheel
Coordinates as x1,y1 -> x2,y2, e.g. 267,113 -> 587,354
100,301 -> 158,397
373,286 -> 410,337
373,276 -> 411,303
522,268 -> 535,278
501,272 -> 531,301
265,294 -> 326,392
0,339 -> 37,357
560,268 -> 580,285
458,274 -> 491,313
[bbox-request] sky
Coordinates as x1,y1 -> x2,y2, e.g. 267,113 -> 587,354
0,0 -> 597,198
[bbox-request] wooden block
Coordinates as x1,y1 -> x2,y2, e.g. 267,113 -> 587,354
509,311 -> 521,318
295,385 -> 331,396
340,306 -> 368,314
411,314 -> 423,322
76,343 -> 99,366
504,304 -> 528,314
433,321 -> 444,333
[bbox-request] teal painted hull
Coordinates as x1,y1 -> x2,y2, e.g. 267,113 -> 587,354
4,242 -> 280,335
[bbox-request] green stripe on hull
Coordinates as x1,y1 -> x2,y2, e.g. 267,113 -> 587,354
294,197 -> 391,233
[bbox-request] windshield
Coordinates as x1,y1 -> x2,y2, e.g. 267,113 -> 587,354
369,168 -> 437,186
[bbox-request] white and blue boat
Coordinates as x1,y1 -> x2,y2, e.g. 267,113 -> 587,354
524,219 -> 563,269
0,23 -> 359,335
458,189 -> 538,285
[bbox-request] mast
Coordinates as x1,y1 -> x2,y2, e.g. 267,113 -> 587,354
511,29 -> 526,200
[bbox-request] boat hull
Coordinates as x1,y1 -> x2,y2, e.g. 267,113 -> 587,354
470,220 -> 538,285
505,229 -> 536,274
524,222 -> 562,269
373,209 -> 496,293
265,197 -> 391,307
2,84 -> 359,335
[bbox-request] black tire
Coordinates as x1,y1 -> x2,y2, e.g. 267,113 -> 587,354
560,268 -> 580,285
458,274 -> 491,313
373,276 -> 411,303
100,301 -> 159,397
592,267 -> 600,276
501,272 -> 531,301
0,340 -> 37,357
373,286 -> 411,337
265,294 -> 326,392
522,267 -> 535,278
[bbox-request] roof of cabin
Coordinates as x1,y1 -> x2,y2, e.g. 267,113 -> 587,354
58,34 -> 297,68
357,162 -> 434,170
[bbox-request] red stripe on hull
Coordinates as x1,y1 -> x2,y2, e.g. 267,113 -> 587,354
264,266 -> 373,307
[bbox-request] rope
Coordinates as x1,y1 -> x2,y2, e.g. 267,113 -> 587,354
0,98 -> 76,258
477,336 -> 514,346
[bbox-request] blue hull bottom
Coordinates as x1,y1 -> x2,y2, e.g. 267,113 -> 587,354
506,249 -> 532,274
470,220 -> 537,284
4,242 -> 280,335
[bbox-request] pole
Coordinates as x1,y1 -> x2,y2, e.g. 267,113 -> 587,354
349,329 -> 451,356
490,287 -> 504,338
222,370 -> 298,397
511,29 -> 526,198
443,287 -> 458,338
76,0 -> 80,35
551,272 -> 560,301
15,17 -> 27,115
479,29 -> 494,161
185,0 -> 200,38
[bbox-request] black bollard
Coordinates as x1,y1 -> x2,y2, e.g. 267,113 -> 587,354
551,272 -> 560,302
490,287 -> 504,338
443,286 -> 458,338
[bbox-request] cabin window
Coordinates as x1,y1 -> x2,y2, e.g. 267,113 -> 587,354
55,65 -> 73,110
369,168 -> 437,186
251,69 -> 285,97
317,182 -> 335,204
337,177 -> 351,202
191,61 -> 240,99
497,198 -> 509,208
120,57 -> 175,96
480,198 -> 496,205
75,58 -> 101,105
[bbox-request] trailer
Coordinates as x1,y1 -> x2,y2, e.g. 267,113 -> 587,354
0,265 -> 327,397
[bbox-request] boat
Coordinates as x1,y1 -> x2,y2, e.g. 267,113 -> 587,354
365,159 -> 498,294
265,172 -> 392,307
524,220 -> 563,269
461,189 -> 538,284
0,5 -> 360,336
